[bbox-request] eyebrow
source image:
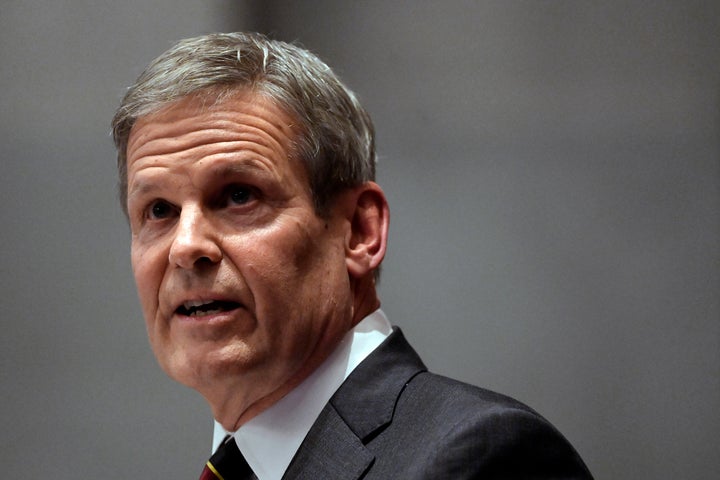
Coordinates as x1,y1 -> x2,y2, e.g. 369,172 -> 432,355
127,178 -> 163,202
128,158 -> 276,198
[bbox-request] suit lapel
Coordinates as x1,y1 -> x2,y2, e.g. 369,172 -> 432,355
283,329 -> 427,479
331,328 -> 427,441
282,404 -> 373,479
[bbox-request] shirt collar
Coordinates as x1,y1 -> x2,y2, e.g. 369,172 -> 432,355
211,308 -> 392,480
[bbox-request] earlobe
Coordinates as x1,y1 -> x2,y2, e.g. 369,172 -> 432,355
345,182 -> 390,278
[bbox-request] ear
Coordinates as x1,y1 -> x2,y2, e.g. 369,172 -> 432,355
344,182 -> 390,279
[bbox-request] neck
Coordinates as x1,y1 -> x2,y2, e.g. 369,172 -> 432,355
350,275 -> 381,327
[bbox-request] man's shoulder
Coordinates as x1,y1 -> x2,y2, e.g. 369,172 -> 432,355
344,327 -> 558,428
407,369 -> 528,406
368,370 -> 593,478
353,327 -> 551,422
307,329 -> 593,478
396,369 -> 552,435
353,331 -> 594,478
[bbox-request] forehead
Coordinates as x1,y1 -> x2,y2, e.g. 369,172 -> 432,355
127,91 -> 297,158
125,91 -> 309,189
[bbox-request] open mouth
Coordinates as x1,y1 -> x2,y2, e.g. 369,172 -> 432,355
176,300 -> 241,317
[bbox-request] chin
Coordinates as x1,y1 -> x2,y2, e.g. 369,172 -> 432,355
164,346 -> 258,390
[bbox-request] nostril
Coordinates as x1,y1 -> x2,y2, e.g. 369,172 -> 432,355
195,255 -> 220,266
168,228 -> 223,268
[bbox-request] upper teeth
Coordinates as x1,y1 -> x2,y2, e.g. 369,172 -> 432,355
183,300 -> 214,309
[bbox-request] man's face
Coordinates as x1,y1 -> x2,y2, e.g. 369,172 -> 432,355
125,92 -> 355,413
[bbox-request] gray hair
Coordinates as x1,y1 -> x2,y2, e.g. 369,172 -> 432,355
112,32 -> 376,217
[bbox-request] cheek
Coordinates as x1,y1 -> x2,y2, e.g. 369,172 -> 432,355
229,219 -> 319,276
231,224 -> 341,314
279,220 -> 342,274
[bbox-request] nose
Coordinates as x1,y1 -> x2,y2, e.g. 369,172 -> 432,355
168,206 -> 222,269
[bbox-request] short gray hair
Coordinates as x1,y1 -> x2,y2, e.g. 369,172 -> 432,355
112,32 -> 376,216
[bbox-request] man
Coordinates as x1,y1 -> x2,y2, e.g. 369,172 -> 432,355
112,32 -> 592,479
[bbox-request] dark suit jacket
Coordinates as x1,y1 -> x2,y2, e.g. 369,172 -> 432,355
283,328 -> 592,479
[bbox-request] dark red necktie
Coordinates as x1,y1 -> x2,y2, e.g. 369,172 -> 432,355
199,436 -> 255,480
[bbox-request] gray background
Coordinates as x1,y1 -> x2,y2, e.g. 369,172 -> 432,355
1,1 -> 718,478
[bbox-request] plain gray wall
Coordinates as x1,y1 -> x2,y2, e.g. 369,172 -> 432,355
1,1 -> 718,479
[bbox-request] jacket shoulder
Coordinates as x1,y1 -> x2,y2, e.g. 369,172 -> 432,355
366,371 -> 594,479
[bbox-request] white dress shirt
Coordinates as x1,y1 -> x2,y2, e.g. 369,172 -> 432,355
211,309 -> 392,480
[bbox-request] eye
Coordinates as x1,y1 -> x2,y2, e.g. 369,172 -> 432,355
226,184 -> 255,206
146,200 -> 176,220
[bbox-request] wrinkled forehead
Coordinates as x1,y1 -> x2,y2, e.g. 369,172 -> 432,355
127,89 -> 304,163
